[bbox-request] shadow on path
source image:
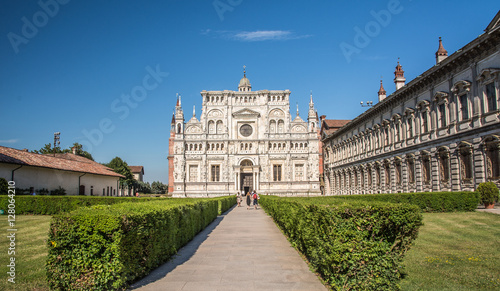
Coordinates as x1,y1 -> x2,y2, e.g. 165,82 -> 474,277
128,206 -> 234,290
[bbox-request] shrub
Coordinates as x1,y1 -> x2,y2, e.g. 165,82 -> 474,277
36,188 -> 49,195
321,191 -> 480,212
477,182 -> 499,205
46,199 -> 220,290
260,196 -> 423,290
0,196 -> 152,215
0,178 -> 7,195
50,186 -> 66,196
214,195 -> 237,215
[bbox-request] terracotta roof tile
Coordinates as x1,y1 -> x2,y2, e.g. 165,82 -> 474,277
0,146 -> 124,178
324,119 -> 351,128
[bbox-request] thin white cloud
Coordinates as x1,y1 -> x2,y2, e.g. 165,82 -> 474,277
234,30 -> 292,41
0,139 -> 19,144
203,29 -> 311,42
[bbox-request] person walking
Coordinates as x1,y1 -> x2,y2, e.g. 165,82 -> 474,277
246,192 -> 252,209
236,193 -> 242,207
253,191 -> 259,210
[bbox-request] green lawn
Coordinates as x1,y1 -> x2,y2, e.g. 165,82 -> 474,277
400,212 -> 500,290
0,215 -> 51,291
1,213 -> 500,290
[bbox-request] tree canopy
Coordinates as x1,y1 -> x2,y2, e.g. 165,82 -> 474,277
151,181 -> 168,194
32,142 -> 94,161
104,157 -> 135,187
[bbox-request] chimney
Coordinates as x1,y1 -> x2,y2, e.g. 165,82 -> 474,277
435,37 -> 448,64
71,146 -> 77,155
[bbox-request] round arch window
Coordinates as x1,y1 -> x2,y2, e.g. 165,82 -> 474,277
239,124 -> 253,137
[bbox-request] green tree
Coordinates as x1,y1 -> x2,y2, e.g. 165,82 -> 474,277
32,142 -> 94,161
151,181 -> 167,194
65,143 -> 94,161
104,157 -> 135,187
136,181 -> 152,194
32,143 -> 63,154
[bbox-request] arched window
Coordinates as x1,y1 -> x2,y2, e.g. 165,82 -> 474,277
278,119 -> 284,133
458,142 -> 473,182
208,120 -> 215,134
269,120 -> 276,133
451,80 -> 472,121
421,151 -> 431,185
438,147 -> 450,183
483,135 -> 500,180
216,120 -> 223,134
406,154 -> 415,184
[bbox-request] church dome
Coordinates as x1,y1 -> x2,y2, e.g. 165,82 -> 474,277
238,66 -> 252,91
239,76 -> 251,87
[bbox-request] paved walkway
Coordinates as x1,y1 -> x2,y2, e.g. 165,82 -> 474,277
129,204 -> 326,291
476,205 -> 500,215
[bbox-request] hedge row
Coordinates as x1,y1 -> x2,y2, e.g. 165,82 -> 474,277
0,196 -> 155,215
46,196 -> 235,290
259,196 -> 423,290
0,195 -> 237,215
321,191 -> 480,212
214,195 -> 237,215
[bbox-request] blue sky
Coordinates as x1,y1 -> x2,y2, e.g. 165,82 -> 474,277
1,0 -> 498,183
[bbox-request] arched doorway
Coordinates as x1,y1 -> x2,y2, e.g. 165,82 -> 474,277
240,159 -> 253,194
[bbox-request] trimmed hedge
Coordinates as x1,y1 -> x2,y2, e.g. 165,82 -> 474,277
0,196 -> 156,215
0,195 -> 237,216
321,191 -> 480,212
46,197 -> 235,290
214,195 -> 237,215
260,196 -> 423,290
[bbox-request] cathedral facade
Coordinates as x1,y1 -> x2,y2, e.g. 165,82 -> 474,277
168,71 -> 322,197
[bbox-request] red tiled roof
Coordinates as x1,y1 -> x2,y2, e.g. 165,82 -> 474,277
321,119 -> 351,136
324,119 -> 351,128
129,166 -> 144,174
0,146 -> 124,178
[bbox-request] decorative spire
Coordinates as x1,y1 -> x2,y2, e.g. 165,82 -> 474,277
193,105 -> 196,117
394,58 -> 406,90
378,78 -> 387,102
394,58 -> 404,78
176,93 -> 181,106
238,65 -> 252,92
435,37 -> 448,64
378,79 -> 386,95
309,90 -> 313,105
171,111 -> 175,124
296,103 -> 299,116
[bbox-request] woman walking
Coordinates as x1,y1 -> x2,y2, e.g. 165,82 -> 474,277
246,192 -> 251,209
236,193 -> 242,207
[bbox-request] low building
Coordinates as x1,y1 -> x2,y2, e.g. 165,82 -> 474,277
130,166 -> 144,182
0,146 -> 123,196
322,11 -> 500,195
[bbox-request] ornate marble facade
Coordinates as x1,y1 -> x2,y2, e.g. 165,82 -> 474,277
168,70 -> 321,197
322,12 -> 500,195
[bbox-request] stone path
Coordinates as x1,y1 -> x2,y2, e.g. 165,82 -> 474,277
129,204 -> 326,291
